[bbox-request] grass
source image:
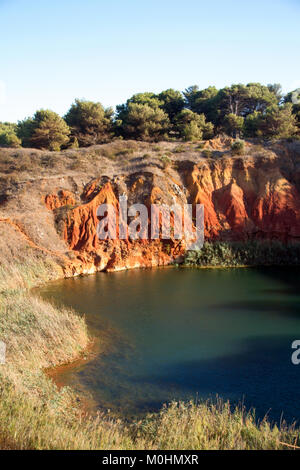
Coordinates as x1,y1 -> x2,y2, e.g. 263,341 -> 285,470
0,257 -> 61,293
1,376 -> 299,450
159,154 -> 172,169
0,291 -> 88,369
136,400 -> 300,450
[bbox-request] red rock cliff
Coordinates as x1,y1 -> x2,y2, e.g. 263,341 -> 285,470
41,142 -> 300,275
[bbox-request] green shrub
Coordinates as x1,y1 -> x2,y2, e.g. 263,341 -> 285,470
18,110 -> 70,151
184,241 -> 300,267
116,148 -> 135,157
173,144 -> 186,153
231,140 -> 245,155
202,149 -> 213,158
0,131 -> 21,148
159,154 -> 171,168
195,143 -> 205,150
0,123 -> 21,148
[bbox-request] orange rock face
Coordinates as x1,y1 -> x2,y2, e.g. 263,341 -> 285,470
44,190 -> 76,210
60,182 -> 185,273
43,148 -> 300,274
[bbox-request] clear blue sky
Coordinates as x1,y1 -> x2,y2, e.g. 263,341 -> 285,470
0,0 -> 299,122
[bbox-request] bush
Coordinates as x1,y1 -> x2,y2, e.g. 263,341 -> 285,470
173,144 -> 186,153
184,241 -> 300,267
195,143 -> 205,150
202,149 -> 213,158
231,140 -> 245,155
159,154 -> 171,168
0,131 -> 21,148
0,123 -> 21,148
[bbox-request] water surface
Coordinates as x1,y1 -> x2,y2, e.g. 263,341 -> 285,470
39,267 -> 300,423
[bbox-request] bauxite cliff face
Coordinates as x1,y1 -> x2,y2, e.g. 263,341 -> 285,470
1,138 -> 300,277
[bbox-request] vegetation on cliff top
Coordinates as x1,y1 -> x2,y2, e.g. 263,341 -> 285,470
1,84 -> 299,151
184,241 -> 300,267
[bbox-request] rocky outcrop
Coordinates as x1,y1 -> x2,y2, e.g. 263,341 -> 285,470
59,180 -> 186,273
44,190 -> 76,210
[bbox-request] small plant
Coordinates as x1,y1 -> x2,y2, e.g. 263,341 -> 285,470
195,143 -> 205,150
202,149 -> 213,158
102,149 -> 117,160
173,144 -> 186,153
116,148 -> 134,157
69,159 -> 81,170
165,243 -> 171,255
231,140 -> 245,155
159,154 -> 171,169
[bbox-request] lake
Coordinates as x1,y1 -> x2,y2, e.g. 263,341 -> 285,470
39,266 -> 300,424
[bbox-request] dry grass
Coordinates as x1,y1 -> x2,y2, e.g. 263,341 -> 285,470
134,400 -> 300,450
0,257 -> 60,292
1,373 -> 299,450
0,291 -> 88,369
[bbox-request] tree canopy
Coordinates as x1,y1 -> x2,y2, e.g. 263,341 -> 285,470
64,99 -> 113,147
174,109 -> 214,141
285,89 -> 300,126
0,122 -> 21,148
17,110 -> 70,151
1,82 -> 299,151
158,89 -> 185,121
116,102 -> 170,141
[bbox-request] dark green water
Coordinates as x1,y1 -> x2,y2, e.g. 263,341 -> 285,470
39,267 -> 300,423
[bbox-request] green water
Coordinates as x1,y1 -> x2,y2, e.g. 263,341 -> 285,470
39,267 -> 300,423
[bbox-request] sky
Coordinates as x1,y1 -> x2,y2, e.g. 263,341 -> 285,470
0,0 -> 299,122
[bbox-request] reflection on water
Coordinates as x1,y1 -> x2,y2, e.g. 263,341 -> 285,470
39,267 -> 300,423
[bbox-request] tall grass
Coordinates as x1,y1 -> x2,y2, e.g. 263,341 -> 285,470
0,291 -> 88,369
0,256 -> 61,293
1,383 -> 299,450
135,400 -> 300,450
0,257 -> 90,448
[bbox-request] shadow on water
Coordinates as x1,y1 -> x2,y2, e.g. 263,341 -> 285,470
254,266 -> 300,296
211,266 -> 300,319
129,334 -> 300,425
71,333 -> 300,424
210,299 -> 300,319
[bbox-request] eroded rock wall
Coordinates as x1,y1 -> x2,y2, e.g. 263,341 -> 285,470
43,148 -> 300,275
